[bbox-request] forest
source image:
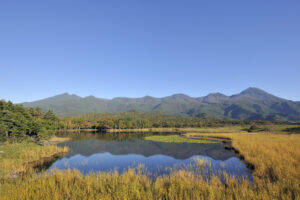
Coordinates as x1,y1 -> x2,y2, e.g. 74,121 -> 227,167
0,100 -> 62,142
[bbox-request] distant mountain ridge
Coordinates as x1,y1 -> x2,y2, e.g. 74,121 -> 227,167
22,87 -> 300,121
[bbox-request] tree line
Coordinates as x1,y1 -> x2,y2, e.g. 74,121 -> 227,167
61,112 -> 255,130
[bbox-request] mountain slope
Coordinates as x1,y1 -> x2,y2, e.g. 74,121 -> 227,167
22,88 -> 300,121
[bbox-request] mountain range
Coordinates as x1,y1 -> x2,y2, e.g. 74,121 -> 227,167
22,87 -> 300,121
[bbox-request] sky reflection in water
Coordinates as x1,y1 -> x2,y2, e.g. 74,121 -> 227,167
49,132 -> 253,181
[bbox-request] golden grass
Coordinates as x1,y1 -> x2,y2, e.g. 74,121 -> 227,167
48,136 -> 71,144
106,128 -> 182,133
0,141 -> 68,177
185,132 -> 300,198
179,126 -> 248,133
0,165 -> 297,200
144,135 -> 217,143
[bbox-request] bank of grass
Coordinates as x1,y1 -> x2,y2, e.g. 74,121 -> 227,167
48,136 -> 71,144
185,132 -> 300,195
144,135 -> 217,144
106,128 -> 181,133
0,141 -> 68,177
0,168 -> 250,200
151,124 -> 300,134
0,162 -> 297,200
179,126 -> 248,133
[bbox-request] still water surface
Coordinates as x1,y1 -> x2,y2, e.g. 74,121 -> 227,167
49,132 -> 253,181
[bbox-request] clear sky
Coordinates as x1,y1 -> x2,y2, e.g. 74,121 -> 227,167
0,0 -> 299,103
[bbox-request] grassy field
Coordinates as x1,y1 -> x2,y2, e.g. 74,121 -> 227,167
1,127 -> 300,199
0,141 -> 68,178
144,135 -> 217,143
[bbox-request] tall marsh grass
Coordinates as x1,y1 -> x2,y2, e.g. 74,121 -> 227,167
185,132 -> 300,199
0,142 -> 68,177
0,166 -> 294,200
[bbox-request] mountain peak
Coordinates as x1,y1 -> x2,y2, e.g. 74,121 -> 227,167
56,92 -> 79,97
241,87 -> 266,95
206,92 -> 227,97
231,87 -> 283,102
43,93 -> 81,102
239,87 -> 275,98
202,93 -> 229,103
85,95 -> 97,99
141,95 -> 156,99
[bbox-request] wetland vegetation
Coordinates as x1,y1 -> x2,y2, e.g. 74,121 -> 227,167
0,141 -> 68,178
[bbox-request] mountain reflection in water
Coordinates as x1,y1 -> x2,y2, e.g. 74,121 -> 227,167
49,132 -> 253,181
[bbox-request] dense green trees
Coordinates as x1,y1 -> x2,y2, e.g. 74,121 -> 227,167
0,100 -> 62,142
61,112 -> 249,130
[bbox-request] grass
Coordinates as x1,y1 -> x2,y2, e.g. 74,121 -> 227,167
106,128 -> 182,133
48,136 -> 71,144
0,162 -> 297,200
184,132 -> 300,197
0,141 -> 68,178
144,135 -> 218,143
178,126 -> 248,133
176,125 -> 300,134
0,165 -> 247,200
1,128 -> 300,199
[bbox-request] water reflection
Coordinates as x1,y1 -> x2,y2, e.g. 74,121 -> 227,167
49,132 -> 253,181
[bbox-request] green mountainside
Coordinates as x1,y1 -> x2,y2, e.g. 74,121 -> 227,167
22,87 -> 300,121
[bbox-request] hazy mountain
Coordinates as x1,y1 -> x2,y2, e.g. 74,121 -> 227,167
22,87 -> 300,121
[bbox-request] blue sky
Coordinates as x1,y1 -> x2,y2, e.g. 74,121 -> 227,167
0,0 -> 299,103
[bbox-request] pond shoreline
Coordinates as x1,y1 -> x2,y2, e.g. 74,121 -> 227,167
0,139 -> 69,180
182,134 -> 255,171
7,151 -> 67,180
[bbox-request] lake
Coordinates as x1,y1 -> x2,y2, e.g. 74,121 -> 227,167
49,132 -> 253,181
